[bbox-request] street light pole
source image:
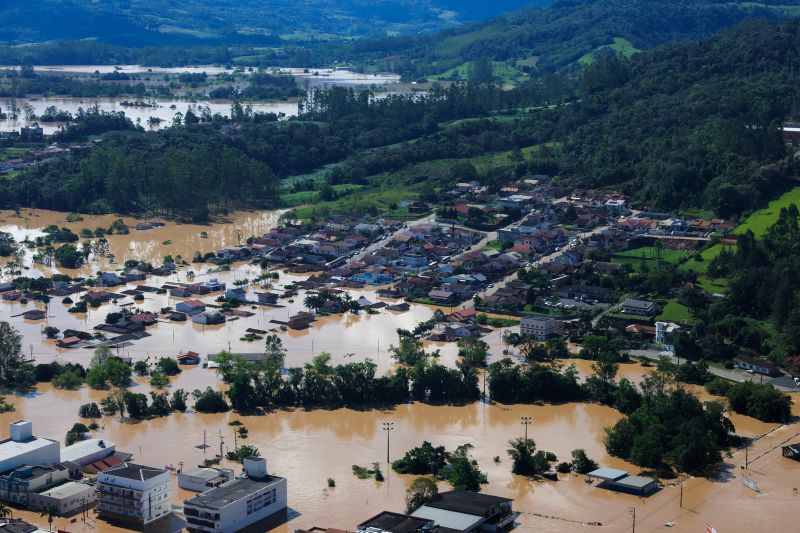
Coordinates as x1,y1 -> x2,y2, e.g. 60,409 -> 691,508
521,416 -> 532,440
382,422 -> 394,463
629,507 -> 636,533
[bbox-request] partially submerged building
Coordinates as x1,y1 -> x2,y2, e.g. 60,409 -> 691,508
183,457 -> 287,533
587,467 -> 659,496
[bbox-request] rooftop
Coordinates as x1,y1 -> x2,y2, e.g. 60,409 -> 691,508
100,462 -> 167,482
615,475 -> 657,489
0,436 -> 57,466
37,481 -> 93,499
357,511 -> 433,533
587,467 -> 629,481
411,506 -> 482,532
184,475 -> 284,510
60,438 -> 115,463
425,490 -> 512,515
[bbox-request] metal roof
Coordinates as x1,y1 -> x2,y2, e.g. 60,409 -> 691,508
615,475 -> 657,489
587,467 -> 629,481
410,506 -> 482,532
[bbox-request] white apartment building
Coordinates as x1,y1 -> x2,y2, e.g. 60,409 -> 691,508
520,316 -> 557,340
96,463 -> 171,525
0,421 -> 60,475
183,457 -> 287,533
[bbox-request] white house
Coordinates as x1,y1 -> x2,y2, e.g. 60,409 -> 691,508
520,316 -> 557,341
655,322 -> 680,350
183,457 -> 287,533
96,463 -> 171,525
0,421 -> 60,475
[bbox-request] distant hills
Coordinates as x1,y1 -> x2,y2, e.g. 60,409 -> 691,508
343,0 -> 800,79
0,0 -> 545,46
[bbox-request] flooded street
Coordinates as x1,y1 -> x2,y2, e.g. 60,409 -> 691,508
1,209 -> 800,532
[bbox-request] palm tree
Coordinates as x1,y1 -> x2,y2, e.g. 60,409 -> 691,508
40,503 -> 58,531
0,501 -> 12,518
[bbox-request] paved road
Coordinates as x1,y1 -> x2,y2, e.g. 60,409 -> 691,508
629,349 -> 798,391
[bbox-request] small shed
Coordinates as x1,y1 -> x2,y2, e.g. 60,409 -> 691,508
587,468 -> 658,496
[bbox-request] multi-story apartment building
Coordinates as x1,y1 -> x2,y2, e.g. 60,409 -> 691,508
96,463 -> 171,525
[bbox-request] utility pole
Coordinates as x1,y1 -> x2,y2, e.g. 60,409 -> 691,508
382,422 -> 394,463
745,441 -> 749,469
629,507 -> 636,533
521,416 -> 532,440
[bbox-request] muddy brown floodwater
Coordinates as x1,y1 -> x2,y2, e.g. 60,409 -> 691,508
2,209 -> 800,532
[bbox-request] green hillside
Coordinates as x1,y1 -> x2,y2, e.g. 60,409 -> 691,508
346,0 -> 800,79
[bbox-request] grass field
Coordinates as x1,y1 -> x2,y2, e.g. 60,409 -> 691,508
579,37 -> 640,65
656,299 -> 694,324
733,186 -> 800,237
0,147 -> 30,161
611,246 -> 692,271
429,61 -> 522,83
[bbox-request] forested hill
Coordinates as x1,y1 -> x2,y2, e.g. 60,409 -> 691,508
346,0 -> 800,79
0,0 -> 544,46
4,19 -> 800,220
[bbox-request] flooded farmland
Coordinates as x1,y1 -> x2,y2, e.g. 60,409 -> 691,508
1,208 -> 800,533
0,66 -> 403,134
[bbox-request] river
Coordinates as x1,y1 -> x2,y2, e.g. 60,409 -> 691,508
1,209 -> 800,532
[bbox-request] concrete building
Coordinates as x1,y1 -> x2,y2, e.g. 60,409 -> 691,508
96,463 -> 171,525
520,316 -> 557,340
179,467 -> 235,493
183,457 -> 287,533
60,439 -> 116,466
29,481 -> 95,515
655,322 -> 680,350
410,491 -> 513,532
619,299 -> 657,316
0,421 -> 60,475
0,464 -> 70,506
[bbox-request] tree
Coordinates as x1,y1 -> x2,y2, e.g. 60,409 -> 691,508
226,444 -> 260,463
405,477 -> 438,514
40,503 -> 59,531
391,336 -> 430,366
570,449 -> 599,474
53,370 -> 83,390
0,322 -> 24,387
507,438 -> 537,476
0,500 -> 11,518
155,357 -> 181,376
443,444 -> 487,491
124,392 -> 148,419
227,372 -> 258,412
149,371 -> 169,389
264,334 -> 287,366
192,387 -> 229,413
392,442 -> 448,475
78,402 -> 101,419
171,389 -> 188,412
